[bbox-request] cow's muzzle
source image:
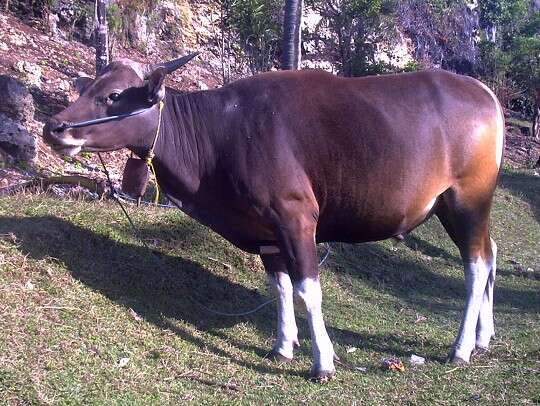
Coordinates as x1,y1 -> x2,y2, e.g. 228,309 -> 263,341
43,118 -> 86,156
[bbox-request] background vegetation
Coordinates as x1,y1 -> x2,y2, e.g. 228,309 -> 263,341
4,0 -> 540,118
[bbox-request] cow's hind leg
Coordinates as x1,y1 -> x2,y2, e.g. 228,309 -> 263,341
261,254 -> 299,361
475,237 -> 497,352
436,187 -> 497,363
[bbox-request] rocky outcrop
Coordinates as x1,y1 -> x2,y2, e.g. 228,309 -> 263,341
0,75 -> 35,122
0,117 -> 37,163
109,0 -> 196,54
0,75 -> 37,163
12,61 -> 43,88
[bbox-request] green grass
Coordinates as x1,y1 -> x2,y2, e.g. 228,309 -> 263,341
0,170 -> 539,405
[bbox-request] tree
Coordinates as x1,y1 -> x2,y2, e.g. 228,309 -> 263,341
226,0 -> 282,74
94,0 -> 109,74
306,0 -> 394,76
282,0 -> 303,70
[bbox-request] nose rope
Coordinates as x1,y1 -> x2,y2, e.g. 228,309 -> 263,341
58,106 -> 153,130
61,101 -> 164,205
145,101 -> 165,205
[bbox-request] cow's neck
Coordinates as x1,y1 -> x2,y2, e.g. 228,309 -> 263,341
150,89 -> 219,201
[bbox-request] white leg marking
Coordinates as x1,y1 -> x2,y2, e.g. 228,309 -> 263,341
478,81 -> 505,169
476,239 -> 497,349
295,278 -> 335,374
268,272 -> 298,359
454,256 -> 491,362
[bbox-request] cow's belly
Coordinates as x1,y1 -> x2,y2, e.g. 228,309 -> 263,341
166,172 -> 447,253
315,188 -> 442,243
316,211 -> 418,243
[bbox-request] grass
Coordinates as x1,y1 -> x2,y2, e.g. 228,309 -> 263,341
0,169 -> 539,405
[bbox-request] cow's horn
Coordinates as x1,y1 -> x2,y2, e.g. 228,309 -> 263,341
147,52 -> 200,77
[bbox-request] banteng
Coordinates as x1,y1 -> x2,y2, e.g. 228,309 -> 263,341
43,55 -> 504,381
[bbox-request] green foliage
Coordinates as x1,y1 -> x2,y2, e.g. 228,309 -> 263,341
7,0 -> 58,17
224,0 -> 283,73
307,0 -> 396,76
479,0 -> 528,32
477,0 -> 540,115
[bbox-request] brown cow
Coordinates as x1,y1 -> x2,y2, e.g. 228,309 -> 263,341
43,55 -> 505,381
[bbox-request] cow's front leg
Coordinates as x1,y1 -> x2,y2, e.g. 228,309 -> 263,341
261,254 -> 299,361
272,201 -> 336,381
295,276 -> 335,381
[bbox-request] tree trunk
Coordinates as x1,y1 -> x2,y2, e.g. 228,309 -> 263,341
534,88 -> 540,141
4,0 -> 9,12
94,0 -> 109,75
282,0 -> 303,70
534,107 -> 540,141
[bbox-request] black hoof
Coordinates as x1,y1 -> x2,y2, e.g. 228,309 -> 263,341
473,346 -> 489,357
447,355 -> 469,365
309,369 -> 336,383
446,349 -> 469,365
265,350 -> 293,363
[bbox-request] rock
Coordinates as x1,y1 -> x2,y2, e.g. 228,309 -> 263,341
0,75 -> 35,122
410,354 -> 426,365
9,33 -> 27,46
131,13 -> 153,50
0,113 -> 37,162
0,76 -> 38,163
197,80 -> 209,90
57,79 -> 71,93
0,42 -> 8,52
157,0 -> 193,45
13,61 -> 42,88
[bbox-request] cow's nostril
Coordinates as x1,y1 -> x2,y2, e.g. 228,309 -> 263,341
52,122 -> 67,133
52,123 -> 66,133
46,118 -> 67,134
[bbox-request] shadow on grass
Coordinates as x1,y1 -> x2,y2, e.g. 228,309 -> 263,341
0,215 -> 301,376
499,171 -> 540,222
400,234 -> 461,264
325,240 -> 540,316
0,214 -> 538,375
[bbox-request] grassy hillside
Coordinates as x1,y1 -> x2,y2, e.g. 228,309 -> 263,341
0,169 -> 539,405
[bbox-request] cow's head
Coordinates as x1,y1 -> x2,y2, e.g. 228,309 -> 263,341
43,53 -> 198,156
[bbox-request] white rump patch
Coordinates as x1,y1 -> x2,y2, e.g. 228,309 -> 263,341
478,81 -> 504,169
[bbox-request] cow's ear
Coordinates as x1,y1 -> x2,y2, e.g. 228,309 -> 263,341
145,67 -> 166,105
73,76 -> 93,94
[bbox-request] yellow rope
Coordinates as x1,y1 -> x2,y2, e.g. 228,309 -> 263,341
145,101 -> 165,205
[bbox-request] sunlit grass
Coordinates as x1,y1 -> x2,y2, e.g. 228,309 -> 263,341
0,169 -> 539,404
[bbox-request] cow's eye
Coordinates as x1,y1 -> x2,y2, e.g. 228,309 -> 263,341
108,92 -> 121,102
